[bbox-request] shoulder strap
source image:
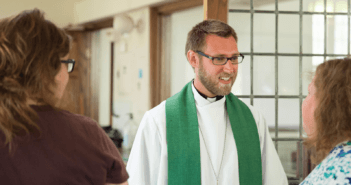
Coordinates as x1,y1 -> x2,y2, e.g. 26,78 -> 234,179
166,81 -> 263,185
166,81 -> 201,185
226,93 -> 263,184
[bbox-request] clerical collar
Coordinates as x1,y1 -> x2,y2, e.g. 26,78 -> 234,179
192,81 -> 224,101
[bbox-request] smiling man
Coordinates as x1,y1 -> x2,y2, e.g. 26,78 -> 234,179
126,20 -> 288,185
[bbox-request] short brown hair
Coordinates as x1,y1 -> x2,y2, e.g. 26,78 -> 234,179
185,19 -> 238,57
304,58 -> 351,164
0,9 -> 71,152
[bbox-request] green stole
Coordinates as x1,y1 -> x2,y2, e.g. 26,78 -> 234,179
166,81 -> 262,185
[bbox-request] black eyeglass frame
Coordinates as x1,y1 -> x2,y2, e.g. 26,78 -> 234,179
195,51 -> 244,65
61,59 -> 76,73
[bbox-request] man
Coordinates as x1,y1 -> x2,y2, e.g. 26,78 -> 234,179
126,20 -> 288,185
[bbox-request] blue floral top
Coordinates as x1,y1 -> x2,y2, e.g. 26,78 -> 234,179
300,141 -> 351,185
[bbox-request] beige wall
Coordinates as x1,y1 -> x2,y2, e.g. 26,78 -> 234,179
73,0 -> 166,24
0,0 -> 79,28
111,7 -> 150,129
90,5 -> 151,128
0,0 -> 167,27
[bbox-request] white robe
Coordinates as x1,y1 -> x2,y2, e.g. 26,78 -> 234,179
126,84 -> 288,185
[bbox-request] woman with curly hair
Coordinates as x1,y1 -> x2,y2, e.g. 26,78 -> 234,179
300,58 -> 351,184
0,9 -> 128,185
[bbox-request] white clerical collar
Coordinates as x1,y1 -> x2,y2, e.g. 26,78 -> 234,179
191,82 -> 226,107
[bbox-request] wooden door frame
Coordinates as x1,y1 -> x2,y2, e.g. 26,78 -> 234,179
150,0 -> 205,108
65,0 -> 227,123
60,31 -> 99,121
150,0 -> 228,108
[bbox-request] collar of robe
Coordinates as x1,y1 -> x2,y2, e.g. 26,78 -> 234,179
165,81 -> 262,185
193,82 -> 224,102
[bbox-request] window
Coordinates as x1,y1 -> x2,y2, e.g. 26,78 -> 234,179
229,0 -> 350,184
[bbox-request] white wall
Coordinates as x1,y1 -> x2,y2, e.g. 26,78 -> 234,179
111,7 -> 150,129
168,6 -> 204,96
90,7 -> 150,129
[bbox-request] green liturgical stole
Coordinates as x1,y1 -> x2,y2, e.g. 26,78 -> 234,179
166,81 -> 262,185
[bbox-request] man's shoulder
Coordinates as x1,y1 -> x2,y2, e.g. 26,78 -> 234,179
141,100 -> 167,127
148,100 -> 166,117
227,96 -> 264,124
228,96 -> 260,115
136,101 -> 167,140
241,102 -> 259,117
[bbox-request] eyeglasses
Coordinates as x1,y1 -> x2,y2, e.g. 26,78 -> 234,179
61,59 -> 75,73
196,51 -> 244,65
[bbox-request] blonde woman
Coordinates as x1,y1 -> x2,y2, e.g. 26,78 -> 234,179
0,9 -> 128,185
300,58 -> 351,184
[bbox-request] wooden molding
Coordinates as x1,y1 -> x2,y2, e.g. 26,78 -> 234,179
150,7 -> 161,108
65,17 -> 113,32
157,0 -> 203,15
159,16 -> 171,102
60,32 -> 96,120
84,17 -> 113,31
204,0 -> 228,23
110,42 -> 114,126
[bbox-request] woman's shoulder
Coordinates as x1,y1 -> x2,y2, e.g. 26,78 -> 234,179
300,141 -> 351,185
57,109 -> 103,134
35,106 -> 100,133
59,109 -> 97,125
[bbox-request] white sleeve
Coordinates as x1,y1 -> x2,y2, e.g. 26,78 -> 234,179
247,105 -> 289,185
126,111 -> 162,185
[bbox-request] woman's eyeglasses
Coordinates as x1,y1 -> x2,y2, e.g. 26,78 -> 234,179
61,59 -> 76,73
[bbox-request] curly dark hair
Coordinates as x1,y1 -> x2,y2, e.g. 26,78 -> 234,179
304,58 -> 351,164
0,9 -> 71,152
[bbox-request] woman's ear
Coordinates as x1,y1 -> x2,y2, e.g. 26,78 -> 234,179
187,50 -> 199,69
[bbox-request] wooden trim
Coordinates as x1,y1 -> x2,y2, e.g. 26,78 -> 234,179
157,0 -> 203,15
74,32 -> 92,117
150,7 -> 161,108
60,31 -> 94,118
150,0 -> 205,106
159,16 -> 171,102
110,42 -> 114,126
65,17 -> 113,32
84,17 -> 113,31
89,33 -> 100,122
302,145 -> 317,178
204,0 -> 228,23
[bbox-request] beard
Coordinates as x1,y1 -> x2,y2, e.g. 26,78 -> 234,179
198,60 -> 237,96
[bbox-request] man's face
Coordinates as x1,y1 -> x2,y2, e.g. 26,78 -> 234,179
195,34 -> 239,97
